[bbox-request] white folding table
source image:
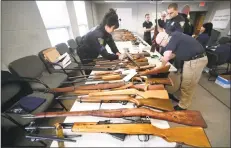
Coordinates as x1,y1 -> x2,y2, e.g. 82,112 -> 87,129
50,35 -> 177,147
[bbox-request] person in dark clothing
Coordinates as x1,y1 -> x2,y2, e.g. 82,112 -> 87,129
77,9 -> 126,75
156,31 -> 208,110
164,3 -> 185,34
143,14 -> 154,45
180,4 -> 194,36
194,22 -> 213,48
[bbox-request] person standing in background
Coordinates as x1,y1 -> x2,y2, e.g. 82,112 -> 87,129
180,5 -> 194,36
164,3 -> 185,34
143,14 -> 155,45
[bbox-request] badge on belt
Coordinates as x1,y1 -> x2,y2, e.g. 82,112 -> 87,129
98,38 -> 104,45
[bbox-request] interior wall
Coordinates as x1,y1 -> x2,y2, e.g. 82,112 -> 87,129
66,1 -> 80,38
204,1 -> 230,38
85,1 -> 98,29
1,1 -> 51,68
95,2 -> 214,37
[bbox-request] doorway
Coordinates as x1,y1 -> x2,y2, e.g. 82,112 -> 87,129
189,11 -> 207,35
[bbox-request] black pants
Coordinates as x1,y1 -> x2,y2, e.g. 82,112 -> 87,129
143,36 -> 152,46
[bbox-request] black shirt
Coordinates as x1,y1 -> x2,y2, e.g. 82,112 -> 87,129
164,14 -> 185,34
143,21 -> 153,39
165,31 -> 205,61
78,25 -> 119,61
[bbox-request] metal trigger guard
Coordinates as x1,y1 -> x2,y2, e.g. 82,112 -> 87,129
138,135 -> 150,142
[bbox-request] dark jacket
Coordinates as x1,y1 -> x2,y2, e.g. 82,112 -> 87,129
197,33 -> 210,48
78,25 -> 119,62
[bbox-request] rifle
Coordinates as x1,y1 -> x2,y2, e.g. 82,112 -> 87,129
71,120 -> 210,147
56,95 -> 174,111
139,65 -> 171,76
25,122 -> 127,141
22,108 -> 207,128
89,88 -> 169,99
50,81 -> 126,93
146,77 -> 173,86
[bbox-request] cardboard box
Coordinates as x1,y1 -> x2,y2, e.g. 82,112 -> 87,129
215,75 -> 231,88
53,52 -> 71,69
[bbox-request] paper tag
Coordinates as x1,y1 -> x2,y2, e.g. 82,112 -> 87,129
123,69 -> 137,82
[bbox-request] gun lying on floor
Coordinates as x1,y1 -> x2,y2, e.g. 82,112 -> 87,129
22,108 -> 207,128
89,88 -> 169,99
71,120 -> 210,147
55,95 -> 174,111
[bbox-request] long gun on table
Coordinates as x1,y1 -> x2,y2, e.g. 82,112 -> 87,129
25,122 -> 127,141
22,108 -> 207,128
71,120 -> 210,147
138,65 -> 171,76
89,89 -> 169,99
55,95 -> 174,111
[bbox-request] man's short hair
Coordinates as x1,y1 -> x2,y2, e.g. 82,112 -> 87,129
168,3 -> 178,10
145,14 -> 150,17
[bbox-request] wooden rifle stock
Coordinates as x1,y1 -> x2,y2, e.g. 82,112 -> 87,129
73,90 -> 103,95
139,65 -> 171,76
54,123 -> 65,148
130,84 -> 165,91
50,82 -> 125,92
94,75 -> 122,81
146,77 -> 173,86
72,122 -> 210,147
32,108 -> 207,128
77,95 -> 174,111
94,71 -> 121,76
135,65 -> 156,71
89,89 -> 169,99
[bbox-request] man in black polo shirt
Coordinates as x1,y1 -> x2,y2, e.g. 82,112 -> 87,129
156,31 -> 208,110
143,14 -> 154,45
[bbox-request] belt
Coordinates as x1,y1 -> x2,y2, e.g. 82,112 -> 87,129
188,52 -> 206,61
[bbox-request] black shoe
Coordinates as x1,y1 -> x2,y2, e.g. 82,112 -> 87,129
168,93 -> 180,103
174,105 -> 186,111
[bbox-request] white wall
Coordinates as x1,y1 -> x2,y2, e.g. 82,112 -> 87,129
204,1 -> 230,38
95,2 -> 214,37
1,1 -> 51,67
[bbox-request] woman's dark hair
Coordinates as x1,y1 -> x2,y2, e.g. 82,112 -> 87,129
203,22 -> 213,36
101,8 -> 119,29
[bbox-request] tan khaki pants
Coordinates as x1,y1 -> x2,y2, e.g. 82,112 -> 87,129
178,56 -> 208,109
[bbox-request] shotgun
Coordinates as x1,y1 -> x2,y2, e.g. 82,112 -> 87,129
56,95 -> 174,111
22,108 -> 207,128
50,81 -> 126,93
89,88 -> 169,99
71,121 -> 210,147
139,65 -> 171,76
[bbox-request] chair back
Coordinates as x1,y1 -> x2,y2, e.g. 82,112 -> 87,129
67,39 -> 78,52
55,43 -> 69,55
8,55 -> 45,78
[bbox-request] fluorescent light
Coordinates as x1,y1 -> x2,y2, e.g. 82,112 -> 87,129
104,1 -> 126,2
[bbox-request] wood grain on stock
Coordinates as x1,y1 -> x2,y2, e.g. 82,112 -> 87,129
139,65 -> 171,76
89,89 -> 169,99
50,82 -> 125,92
95,75 -> 122,81
72,123 -> 210,147
78,95 -> 174,111
54,123 -> 65,148
130,84 -> 165,91
146,77 -> 173,86
38,108 -> 207,128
